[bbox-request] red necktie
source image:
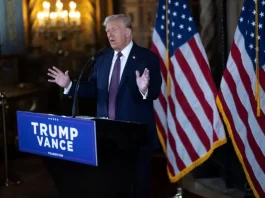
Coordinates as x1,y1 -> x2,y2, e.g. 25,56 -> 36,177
108,52 -> 123,120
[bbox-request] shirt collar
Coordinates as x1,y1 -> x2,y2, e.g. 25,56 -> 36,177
114,41 -> 133,58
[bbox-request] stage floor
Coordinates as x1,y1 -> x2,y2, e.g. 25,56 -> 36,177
0,152 -> 245,198
0,152 -> 206,198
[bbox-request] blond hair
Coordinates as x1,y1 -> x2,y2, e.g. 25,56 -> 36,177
103,14 -> 132,29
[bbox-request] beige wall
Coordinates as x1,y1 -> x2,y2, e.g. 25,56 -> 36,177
120,0 -> 158,48
226,0 -> 244,52
118,0 -> 245,75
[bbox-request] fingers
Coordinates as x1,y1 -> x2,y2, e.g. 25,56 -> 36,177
143,68 -> 150,82
52,66 -> 63,74
145,69 -> 149,77
144,78 -> 149,85
136,68 -> 150,85
136,69 -> 149,77
48,68 -> 58,76
48,79 -> 56,83
135,70 -> 140,78
145,70 -> 149,80
143,68 -> 149,78
47,73 -> 56,79
48,66 -> 67,80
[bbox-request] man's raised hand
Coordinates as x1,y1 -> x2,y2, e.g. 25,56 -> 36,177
47,66 -> 71,88
136,68 -> 150,94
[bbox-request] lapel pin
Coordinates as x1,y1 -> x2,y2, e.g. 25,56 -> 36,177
132,56 -> 136,59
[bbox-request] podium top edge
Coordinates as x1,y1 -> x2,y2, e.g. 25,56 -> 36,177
16,111 -> 146,125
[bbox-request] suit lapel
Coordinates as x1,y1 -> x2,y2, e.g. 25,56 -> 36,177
103,43 -> 139,100
102,50 -> 114,92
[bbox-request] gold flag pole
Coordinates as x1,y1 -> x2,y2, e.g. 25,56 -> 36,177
255,0 -> 260,117
166,0 -> 170,96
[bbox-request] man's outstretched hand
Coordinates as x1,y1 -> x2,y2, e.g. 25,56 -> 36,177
136,68 -> 149,94
47,66 -> 71,88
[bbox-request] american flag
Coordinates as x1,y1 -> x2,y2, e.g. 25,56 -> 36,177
152,0 -> 226,182
217,0 -> 265,197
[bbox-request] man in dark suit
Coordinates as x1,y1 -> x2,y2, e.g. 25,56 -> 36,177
47,14 -> 162,198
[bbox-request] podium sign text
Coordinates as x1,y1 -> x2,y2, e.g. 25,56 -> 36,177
16,111 -> 98,166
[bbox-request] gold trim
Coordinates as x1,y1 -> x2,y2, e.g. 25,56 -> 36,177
156,123 -> 227,183
216,96 -> 260,198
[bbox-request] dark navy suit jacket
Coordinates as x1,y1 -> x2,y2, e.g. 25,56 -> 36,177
67,42 -> 162,149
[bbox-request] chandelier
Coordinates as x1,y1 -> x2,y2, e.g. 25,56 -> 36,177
37,0 -> 81,30
36,0 -> 82,55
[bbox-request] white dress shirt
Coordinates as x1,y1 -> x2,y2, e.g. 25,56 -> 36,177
108,40 -> 132,89
64,41 -> 147,99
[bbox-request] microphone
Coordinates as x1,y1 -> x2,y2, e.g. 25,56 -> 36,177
71,47 -> 106,118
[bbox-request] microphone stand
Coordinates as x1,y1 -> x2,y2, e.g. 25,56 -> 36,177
71,47 -> 106,118
0,34 -> 10,187
71,59 -> 95,118
0,92 -> 11,187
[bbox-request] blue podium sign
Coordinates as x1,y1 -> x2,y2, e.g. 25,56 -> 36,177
16,111 -> 98,166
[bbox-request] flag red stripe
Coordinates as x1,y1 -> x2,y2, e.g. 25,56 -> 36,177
166,158 -> 176,177
173,49 -> 211,151
228,43 -> 265,172
167,85 -> 200,162
232,43 -> 265,118
152,38 -> 177,177
223,63 -> 265,174
152,43 -> 168,114
213,132 -> 218,142
168,96 -> 189,171
154,110 -> 176,176
157,93 -> 168,119
151,44 -> 167,81
258,68 -> 265,95
218,92 -> 264,197
189,38 -> 220,142
154,110 -> 167,147
189,37 -> 217,96
232,43 -> 265,134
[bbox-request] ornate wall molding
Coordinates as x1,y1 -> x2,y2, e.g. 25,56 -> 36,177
120,0 -> 158,48
0,0 -> 26,55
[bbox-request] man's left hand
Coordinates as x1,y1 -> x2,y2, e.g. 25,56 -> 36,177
136,68 -> 149,94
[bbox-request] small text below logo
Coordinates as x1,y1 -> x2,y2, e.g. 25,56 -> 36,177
48,117 -> 59,121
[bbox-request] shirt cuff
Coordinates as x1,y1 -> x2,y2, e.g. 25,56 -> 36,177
139,89 -> 148,99
63,81 -> 72,94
